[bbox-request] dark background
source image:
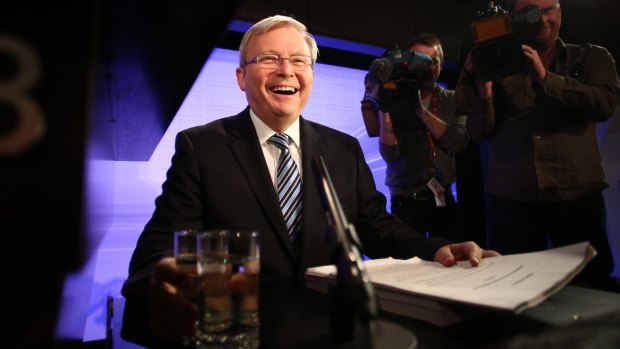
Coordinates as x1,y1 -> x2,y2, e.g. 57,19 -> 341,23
234,0 -> 619,73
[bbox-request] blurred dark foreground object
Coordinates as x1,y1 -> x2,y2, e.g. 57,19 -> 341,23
1,1 -> 240,347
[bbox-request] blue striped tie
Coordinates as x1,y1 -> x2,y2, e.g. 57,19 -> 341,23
269,133 -> 302,255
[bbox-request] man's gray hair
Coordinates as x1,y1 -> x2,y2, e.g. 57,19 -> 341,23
238,15 -> 319,68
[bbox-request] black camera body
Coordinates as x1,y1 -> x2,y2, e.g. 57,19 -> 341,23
366,45 -> 433,130
470,2 -> 544,81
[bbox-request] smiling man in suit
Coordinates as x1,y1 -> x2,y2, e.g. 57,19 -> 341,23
121,14 -> 498,348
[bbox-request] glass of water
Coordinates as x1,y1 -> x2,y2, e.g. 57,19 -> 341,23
197,230 -> 260,349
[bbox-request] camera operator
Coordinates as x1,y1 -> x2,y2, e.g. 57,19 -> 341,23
455,0 -> 620,286
361,33 -> 468,242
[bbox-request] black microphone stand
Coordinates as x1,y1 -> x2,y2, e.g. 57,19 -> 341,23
311,155 -> 417,349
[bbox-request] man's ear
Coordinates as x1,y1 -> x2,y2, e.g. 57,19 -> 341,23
236,66 -> 246,91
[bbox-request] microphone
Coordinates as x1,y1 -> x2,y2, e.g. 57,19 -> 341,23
310,154 -> 418,348
367,57 -> 393,85
311,155 -> 378,341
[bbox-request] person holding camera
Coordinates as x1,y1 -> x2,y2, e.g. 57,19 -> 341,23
361,33 -> 469,242
456,0 -> 620,285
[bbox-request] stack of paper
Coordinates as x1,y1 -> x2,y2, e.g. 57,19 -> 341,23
305,242 -> 596,326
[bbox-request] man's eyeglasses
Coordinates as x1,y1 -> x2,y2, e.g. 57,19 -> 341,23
244,54 -> 314,69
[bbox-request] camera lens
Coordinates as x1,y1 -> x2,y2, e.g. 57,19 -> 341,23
525,6 -> 542,24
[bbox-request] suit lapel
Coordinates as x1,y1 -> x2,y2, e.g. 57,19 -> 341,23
227,109 -> 294,258
299,117 -> 329,260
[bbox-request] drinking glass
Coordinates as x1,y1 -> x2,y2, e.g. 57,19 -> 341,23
198,230 -> 260,348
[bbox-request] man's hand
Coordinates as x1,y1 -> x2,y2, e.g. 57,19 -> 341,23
522,44 -> 547,84
364,73 -> 381,98
415,89 -> 426,116
434,241 -> 500,267
463,51 -> 492,99
147,257 -> 199,342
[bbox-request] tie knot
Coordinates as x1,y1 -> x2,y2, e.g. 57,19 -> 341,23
269,133 -> 291,150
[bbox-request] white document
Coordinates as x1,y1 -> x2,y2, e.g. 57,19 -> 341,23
305,242 -> 596,325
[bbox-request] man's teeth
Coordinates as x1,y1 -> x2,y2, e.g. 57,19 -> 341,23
271,86 -> 296,93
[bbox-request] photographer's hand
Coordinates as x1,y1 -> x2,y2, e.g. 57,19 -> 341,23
463,52 -> 492,99
416,89 -> 447,139
362,73 -> 381,108
522,44 -> 547,85
361,75 -> 382,137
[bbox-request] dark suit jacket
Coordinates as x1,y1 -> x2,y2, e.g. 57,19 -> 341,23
121,107 -> 450,346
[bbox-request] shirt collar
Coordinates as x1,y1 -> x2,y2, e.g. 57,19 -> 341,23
249,109 -> 301,148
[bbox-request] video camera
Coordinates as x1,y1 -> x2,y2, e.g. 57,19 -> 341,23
469,1 -> 544,81
366,44 -> 433,130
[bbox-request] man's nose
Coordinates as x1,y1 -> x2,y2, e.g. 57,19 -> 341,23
277,58 -> 295,75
